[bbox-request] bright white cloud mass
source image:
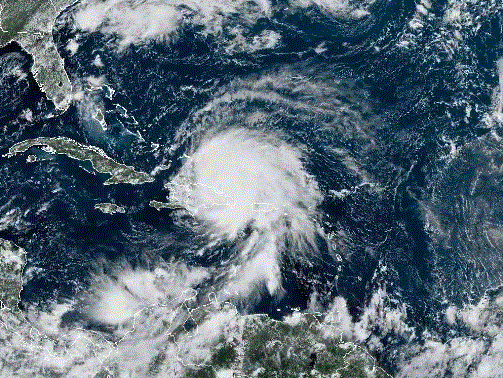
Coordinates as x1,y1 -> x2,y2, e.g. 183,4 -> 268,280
74,0 -> 273,48
73,0 -> 371,49
168,129 -> 324,296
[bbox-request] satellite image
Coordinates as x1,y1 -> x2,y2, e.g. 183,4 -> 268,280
0,0 -> 502,376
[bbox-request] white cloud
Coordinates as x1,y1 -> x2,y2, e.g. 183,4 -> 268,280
168,128 -> 324,296
72,0 -> 374,50
74,0 -> 273,49
82,262 -> 209,325
66,39 -> 79,55
293,0 -> 371,18
397,291 -> 503,378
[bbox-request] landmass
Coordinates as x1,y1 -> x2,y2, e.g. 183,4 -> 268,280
179,309 -> 390,378
149,200 -> 184,211
238,315 -> 388,378
5,137 -> 154,185
0,0 -> 75,111
95,202 -> 126,214
0,253 -> 388,377
0,238 -> 26,312
124,293 -> 389,378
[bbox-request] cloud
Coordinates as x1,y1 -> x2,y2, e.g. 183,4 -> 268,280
168,128 -> 324,296
74,0 -> 272,49
81,261 -> 210,325
293,0 -> 371,18
397,290 -> 503,378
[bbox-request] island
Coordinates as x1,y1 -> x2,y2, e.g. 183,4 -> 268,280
149,200 -> 184,211
94,202 -> 126,214
5,137 -> 154,185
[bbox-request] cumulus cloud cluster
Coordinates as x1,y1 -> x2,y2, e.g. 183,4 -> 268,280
397,291 -> 503,378
73,0 -> 373,50
74,0 -> 272,49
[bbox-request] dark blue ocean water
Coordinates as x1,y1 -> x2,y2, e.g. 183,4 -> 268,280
0,0 -> 502,373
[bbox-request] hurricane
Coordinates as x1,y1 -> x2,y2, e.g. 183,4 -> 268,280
168,128 -> 325,296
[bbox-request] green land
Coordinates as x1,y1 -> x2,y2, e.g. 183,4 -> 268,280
185,313 -> 389,378
0,0 -> 74,111
0,238 -> 26,312
94,202 -> 127,214
149,200 -> 185,211
5,137 -> 154,185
